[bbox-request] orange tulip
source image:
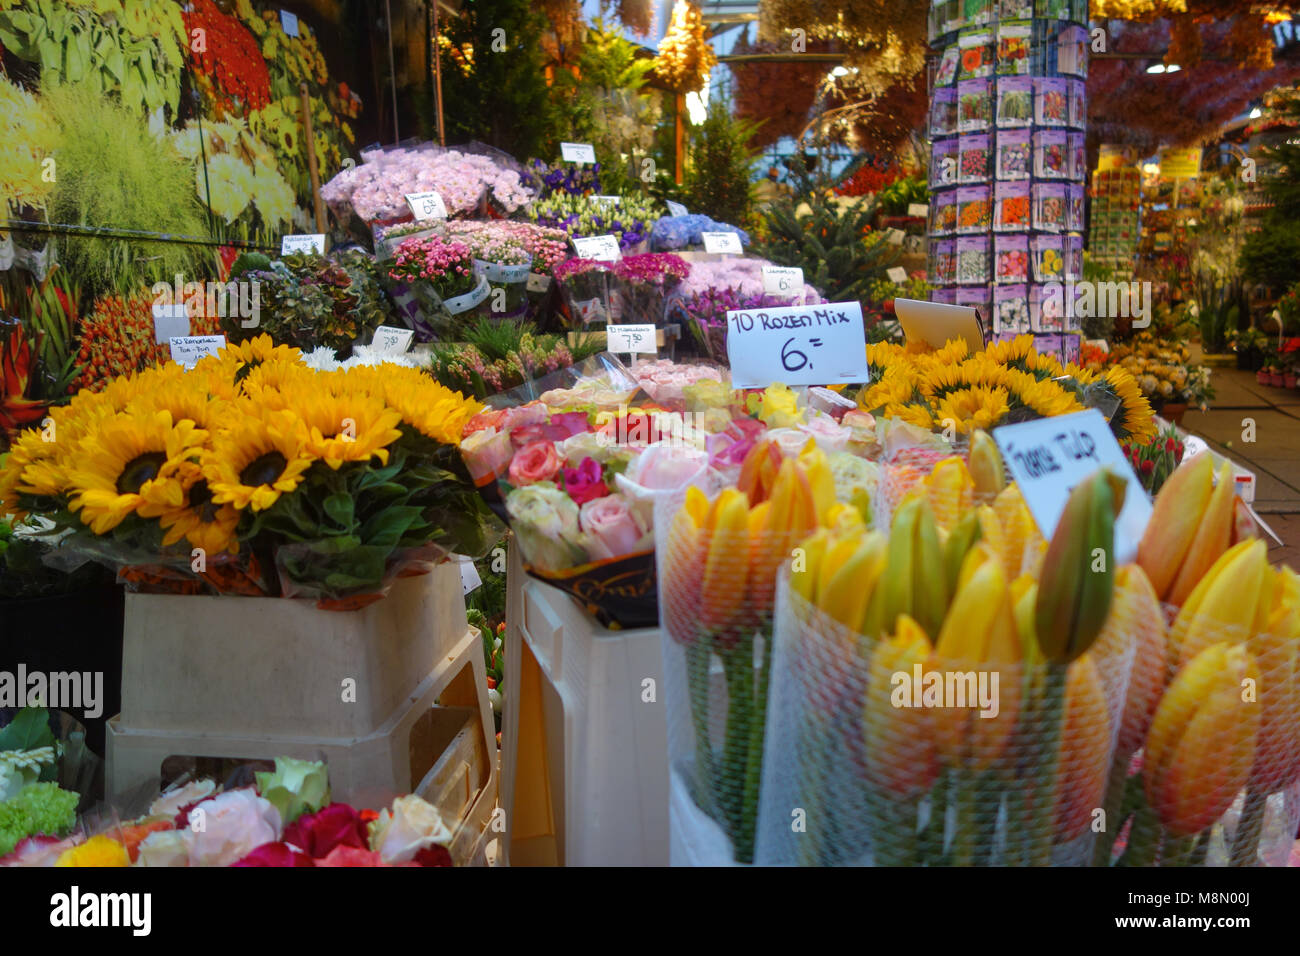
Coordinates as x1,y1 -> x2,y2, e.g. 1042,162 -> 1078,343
1054,654 -> 1111,841
865,616 -> 938,800
1247,567 -> 1300,794
1112,565 -> 1168,757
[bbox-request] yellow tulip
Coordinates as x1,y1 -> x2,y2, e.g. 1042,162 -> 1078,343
864,616 -> 938,800
1054,654 -> 1111,842
922,455 -> 975,535
1247,567 -> 1300,794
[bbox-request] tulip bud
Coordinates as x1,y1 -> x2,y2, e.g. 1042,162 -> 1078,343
662,486 -> 709,646
1055,654 -> 1111,842
969,428 -> 1005,497
1112,565 -> 1168,757
1247,567 -> 1300,794
1168,539 -> 1269,675
1144,642 -> 1260,837
864,615 -> 938,800
922,456 -> 975,535
816,531 -> 887,632
700,488 -> 751,642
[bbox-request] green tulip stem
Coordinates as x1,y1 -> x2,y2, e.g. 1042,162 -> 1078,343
685,639 -> 716,817
1189,829 -> 1210,867
916,773 -> 948,866
972,771 -> 1002,865
951,768 -> 978,866
721,634 -> 755,858
870,788 -> 919,867
1116,802 -> 1162,868
1028,664 -> 1069,866
736,625 -> 774,865
1228,786 -> 1269,868
1091,749 -> 1135,867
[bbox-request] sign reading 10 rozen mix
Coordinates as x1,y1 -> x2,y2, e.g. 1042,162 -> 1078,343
725,302 -> 871,389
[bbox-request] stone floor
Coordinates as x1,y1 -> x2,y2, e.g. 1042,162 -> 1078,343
1177,365 -> 1300,567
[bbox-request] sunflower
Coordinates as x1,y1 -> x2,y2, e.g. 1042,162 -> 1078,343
934,386 -> 1011,434
201,335 -> 304,390
65,410 -> 208,535
140,462 -> 241,556
882,402 -> 936,431
357,366 -> 483,445
866,341 -> 908,378
298,390 -> 403,469
204,409 -> 316,512
859,365 -> 921,412
126,378 -> 226,431
1103,366 -> 1156,443
1006,370 -> 1085,419
236,359 -> 315,410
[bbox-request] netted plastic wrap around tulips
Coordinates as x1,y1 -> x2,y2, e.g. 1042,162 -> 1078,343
655,440 -> 846,864
754,473 -> 1139,866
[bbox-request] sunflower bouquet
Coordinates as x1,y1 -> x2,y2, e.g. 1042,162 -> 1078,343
0,337 -> 502,605
857,335 -> 1156,443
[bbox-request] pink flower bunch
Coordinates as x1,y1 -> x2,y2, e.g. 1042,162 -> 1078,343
444,221 -> 572,274
389,234 -> 477,299
615,253 -> 691,287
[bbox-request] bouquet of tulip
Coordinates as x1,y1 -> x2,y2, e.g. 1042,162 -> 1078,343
525,193 -> 661,251
757,453 -> 1142,866
386,234 -> 490,339
859,335 -> 1157,443
658,438 -> 854,862
650,214 -> 750,252
1124,425 -> 1186,495
426,317 -> 603,400
1,756 -> 465,867
0,336 -> 502,605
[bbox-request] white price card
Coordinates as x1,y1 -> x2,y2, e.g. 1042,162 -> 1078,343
993,409 -> 1153,563
405,191 -> 448,221
526,272 -> 552,293
281,233 -> 325,255
701,230 -> 743,255
456,555 -> 482,595
152,303 -> 189,344
907,203 -> 930,217
606,324 -> 657,354
761,265 -> 804,296
572,234 -> 621,262
592,195 -> 621,206
725,302 -> 870,389
884,228 -> 905,246
575,298 -> 607,324
370,325 -> 414,355
560,142 -> 597,164
279,10 -> 299,37
665,200 -> 688,217
169,335 -> 226,370
886,266 -> 909,284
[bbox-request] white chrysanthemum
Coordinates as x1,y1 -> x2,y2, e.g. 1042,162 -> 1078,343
301,346 -> 343,371
251,163 -> 297,228
200,153 -> 253,223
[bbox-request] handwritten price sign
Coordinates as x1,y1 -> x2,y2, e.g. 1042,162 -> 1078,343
701,230 -> 743,255
725,302 -> 870,389
281,233 -> 325,255
169,335 -> 226,370
761,265 -> 804,296
405,191 -> 448,221
572,234 -> 621,262
370,325 -> 415,356
606,324 -> 657,354
560,142 -> 597,164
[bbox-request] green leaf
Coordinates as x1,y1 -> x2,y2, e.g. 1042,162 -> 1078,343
0,707 -> 54,753
322,493 -> 355,530
359,506 -> 422,547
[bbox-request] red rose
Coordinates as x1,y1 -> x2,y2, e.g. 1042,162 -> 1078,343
232,842 -> 315,867
282,803 -> 368,858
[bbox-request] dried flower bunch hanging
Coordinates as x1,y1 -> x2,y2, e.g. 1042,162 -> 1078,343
654,0 -> 718,94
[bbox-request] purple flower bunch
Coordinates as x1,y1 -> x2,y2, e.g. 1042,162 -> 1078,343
525,158 -> 601,197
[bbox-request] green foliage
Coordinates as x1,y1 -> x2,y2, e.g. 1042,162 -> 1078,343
0,517 -> 111,599
0,781 -> 79,856
683,96 -> 761,228
1239,220 -> 1300,290
41,83 -> 207,297
426,318 -> 602,399
9,268 -> 83,401
438,0 -> 554,161
872,176 -> 930,218
752,182 -> 900,306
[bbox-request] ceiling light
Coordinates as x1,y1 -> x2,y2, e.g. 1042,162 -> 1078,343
831,66 -> 849,77
1147,63 -> 1166,74
1165,64 -> 1181,73
1250,107 -> 1263,118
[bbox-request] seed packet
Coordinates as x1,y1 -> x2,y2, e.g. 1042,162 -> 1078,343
1033,182 -> 1067,231
1067,183 -> 1085,231
934,43 -> 961,86
957,30 -> 996,81
964,0 -> 994,26
996,128 -> 1032,180
956,185 -> 992,233
995,234 -> 1030,283
932,138 -> 959,189
1031,234 -> 1065,282
1068,132 -> 1086,180
1058,25 -> 1088,76
932,287 -> 958,306
931,239 -> 957,285
995,283 -> 1030,333
1069,78 -> 1087,129
1000,0 -> 1033,16
956,285 -> 990,320
995,180 -> 1031,231
996,76 -> 1034,128
958,79 -> 992,131
1031,283 -> 1066,332
1064,233 -> 1084,281
1036,0 -> 1068,19
931,87 -> 958,137
932,190 -> 959,236
997,21 -> 1032,76
1035,130 -> 1069,178
959,134 -> 992,183
1036,77 -> 1068,126
957,236 -> 991,284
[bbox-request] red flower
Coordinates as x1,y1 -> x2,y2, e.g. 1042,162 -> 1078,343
282,803 -> 369,858
232,842 -> 315,867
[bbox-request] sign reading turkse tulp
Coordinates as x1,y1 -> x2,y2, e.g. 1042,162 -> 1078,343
606,324 -> 657,355
761,265 -> 803,296
993,408 -> 1152,563
405,191 -> 448,221
572,234 -> 621,262
701,230 -> 743,255
560,142 -> 597,164
169,335 -> 226,370
370,325 -> 415,355
281,233 -> 326,255
725,301 -> 870,390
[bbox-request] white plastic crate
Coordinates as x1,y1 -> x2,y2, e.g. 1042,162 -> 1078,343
499,545 -> 668,866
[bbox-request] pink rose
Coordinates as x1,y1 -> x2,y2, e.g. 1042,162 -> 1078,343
501,404 -> 548,432
799,415 -> 851,454
509,441 -> 562,486
562,457 -> 609,505
186,789 -> 282,867
579,494 -> 648,560
461,427 -> 514,482
621,442 -> 709,492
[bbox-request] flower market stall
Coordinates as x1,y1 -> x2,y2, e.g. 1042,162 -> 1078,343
3,0 -> 1300,896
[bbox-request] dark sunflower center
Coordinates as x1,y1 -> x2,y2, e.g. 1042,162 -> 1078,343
234,358 -> 263,386
116,452 -> 168,495
189,479 -> 220,523
239,451 -> 287,488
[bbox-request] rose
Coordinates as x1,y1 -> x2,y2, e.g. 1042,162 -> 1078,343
559,430 -> 615,466
368,795 -> 455,864
282,803 -> 368,858
799,414 -> 851,455
461,427 -> 514,483
134,830 -> 191,868
579,493 -> 649,561
619,441 -> 709,493
509,441 -> 563,486
561,457 -> 609,505
505,482 -> 586,571
186,789 -> 282,867
765,427 -> 817,460
232,842 -> 315,867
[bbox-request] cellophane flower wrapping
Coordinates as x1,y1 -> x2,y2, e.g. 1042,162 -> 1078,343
610,253 -> 691,327
650,214 -> 750,252
554,257 -> 616,328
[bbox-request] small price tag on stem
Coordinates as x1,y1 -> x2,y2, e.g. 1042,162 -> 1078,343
405,191 -> 448,221
572,234 -> 621,262
761,266 -> 804,296
725,302 -> 870,389
701,231 -> 743,255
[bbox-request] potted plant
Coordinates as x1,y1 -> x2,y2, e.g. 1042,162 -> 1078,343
1281,338 -> 1300,388
1231,327 -> 1269,371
